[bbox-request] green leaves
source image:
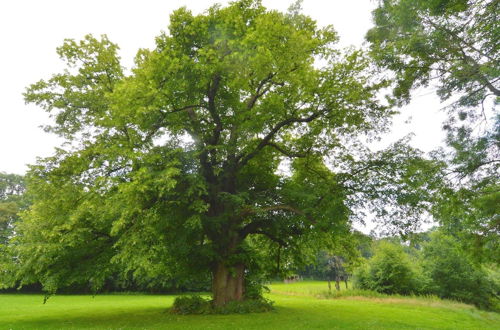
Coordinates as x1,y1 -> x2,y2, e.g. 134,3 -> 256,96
24,35 -> 123,138
367,0 -> 499,265
368,0 -> 499,105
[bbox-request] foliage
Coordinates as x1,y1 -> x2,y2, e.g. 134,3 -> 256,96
339,140 -> 446,236
367,0 -> 499,263
367,0 -> 499,106
354,241 -> 420,295
0,173 -> 26,289
298,230 -> 367,281
354,231 -> 499,310
432,155 -> 499,264
171,295 -> 211,315
171,295 -> 273,314
421,231 -> 499,310
0,173 -> 25,245
13,0 -> 437,306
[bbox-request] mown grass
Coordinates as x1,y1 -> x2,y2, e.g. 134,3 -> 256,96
269,280 -> 351,295
1,281 -> 499,329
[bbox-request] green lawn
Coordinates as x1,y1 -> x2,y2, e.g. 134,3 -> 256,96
269,280 -> 351,295
1,282 -> 498,329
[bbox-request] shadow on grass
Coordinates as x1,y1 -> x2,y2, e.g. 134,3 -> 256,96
3,304 -> 295,329
3,306 -> 170,329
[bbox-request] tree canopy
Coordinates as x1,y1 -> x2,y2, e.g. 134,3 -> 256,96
367,0 -> 499,105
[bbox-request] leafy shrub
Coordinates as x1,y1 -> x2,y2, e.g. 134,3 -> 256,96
171,295 -> 211,314
421,232 -> 499,310
353,232 -> 499,311
354,241 -> 420,295
171,295 -> 273,314
353,264 -> 372,291
243,272 -> 270,300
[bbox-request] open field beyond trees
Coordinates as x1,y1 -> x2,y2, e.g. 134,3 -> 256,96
1,282 -> 499,329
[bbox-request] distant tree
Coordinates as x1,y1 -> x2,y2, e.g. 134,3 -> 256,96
305,231 -> 375,291
0,172 -> 26,288
421,230 -> 499,309
16,0 -> 439,307
0,173 -> 25,246
354,241 -> 419,295
326,255 -> 349,292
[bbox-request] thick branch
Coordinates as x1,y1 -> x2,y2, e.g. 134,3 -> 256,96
251,230 -> 288,246
246,72 -> 276,110
267,142 -> 309,158
236,108 -> 325,169
239,204 -> 315,238
207,74 -> 223,146
161,104 -> 204,116
458,48 -> 500,96
183,107 -> 216,185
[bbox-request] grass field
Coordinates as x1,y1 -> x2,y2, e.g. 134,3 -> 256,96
1,281 -> 499,329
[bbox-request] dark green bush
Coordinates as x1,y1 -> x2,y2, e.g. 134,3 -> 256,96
354,241 -> 420,295
421,232 -> 499,310
171,295 -> 211,315
353,232 -> 499,311
171,295 -> 274,314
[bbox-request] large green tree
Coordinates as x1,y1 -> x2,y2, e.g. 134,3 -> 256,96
367,0 -> 499,263
15,0 -> 437,306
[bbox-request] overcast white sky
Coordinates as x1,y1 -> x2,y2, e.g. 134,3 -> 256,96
0,0 -> 447,176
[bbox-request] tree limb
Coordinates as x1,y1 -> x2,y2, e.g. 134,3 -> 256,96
236,108 -> 326,169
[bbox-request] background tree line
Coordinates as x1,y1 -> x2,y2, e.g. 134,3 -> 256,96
353,230 -> 499,310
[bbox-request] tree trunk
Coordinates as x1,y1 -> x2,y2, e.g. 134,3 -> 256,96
212,262 -> 245,307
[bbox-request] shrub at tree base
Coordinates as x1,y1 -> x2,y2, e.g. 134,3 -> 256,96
171,295 -> 274,315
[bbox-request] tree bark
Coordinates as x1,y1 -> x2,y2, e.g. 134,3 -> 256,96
212,262 -> 245,307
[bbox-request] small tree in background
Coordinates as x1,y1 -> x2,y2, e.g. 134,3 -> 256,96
326,255 -> 349,292
421,231 -> 499,310
0,173 -> 26,289
354,241 -> 419,295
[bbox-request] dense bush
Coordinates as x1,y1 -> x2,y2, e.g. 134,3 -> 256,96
354,232 -> 499,310
171,295 -> 274,315
421,232 -> 499,310
354,241 -> 420,295
171,295 -> 211,315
